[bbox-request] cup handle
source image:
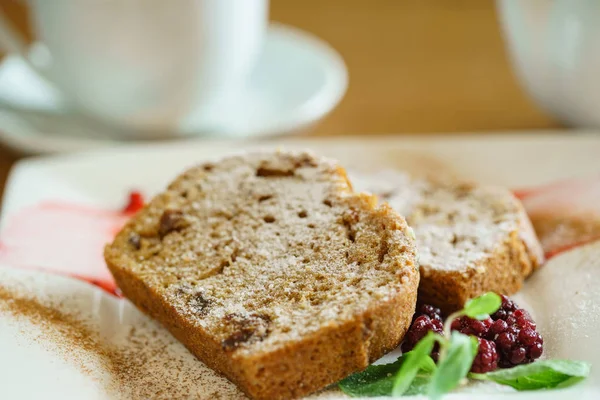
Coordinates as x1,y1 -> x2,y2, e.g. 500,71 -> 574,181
0,10 -> 53,83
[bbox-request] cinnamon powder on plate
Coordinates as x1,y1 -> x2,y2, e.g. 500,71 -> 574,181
0,284 -> 246,400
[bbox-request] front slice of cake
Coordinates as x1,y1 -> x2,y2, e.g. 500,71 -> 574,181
354,171 -> 544,314
105,151 -> 419,400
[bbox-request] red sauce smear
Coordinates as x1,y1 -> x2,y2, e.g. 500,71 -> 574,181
544,236 -> 600,260
514,176 -> 600,259
122,191 -> 145,214
513,189 -> 536,200
0,191 -> 144,296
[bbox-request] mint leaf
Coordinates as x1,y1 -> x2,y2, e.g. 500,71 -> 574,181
471,360 -> 591,390
418,354 -> 437,374
463,292 -> 502,320
392,331 -> 438,396
428,331 -> 478,400
338,358 -> 403,397
338,354 -> 436,397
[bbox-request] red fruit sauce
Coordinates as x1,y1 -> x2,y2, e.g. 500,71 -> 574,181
0,191 -> 144,296
122,191 -> 145,214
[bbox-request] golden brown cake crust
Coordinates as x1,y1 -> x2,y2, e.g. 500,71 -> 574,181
105,151 -> 419,399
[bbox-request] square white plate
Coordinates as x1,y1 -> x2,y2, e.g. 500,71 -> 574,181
1,133 -> 600,399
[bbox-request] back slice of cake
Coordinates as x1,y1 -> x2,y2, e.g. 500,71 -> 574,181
105,151 -> 419,400
353,171 -> 544,313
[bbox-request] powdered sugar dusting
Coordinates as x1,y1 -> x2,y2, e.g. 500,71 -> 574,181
352,170 -> 531,272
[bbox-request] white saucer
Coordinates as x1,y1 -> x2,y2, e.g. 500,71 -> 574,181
0,23 -> 348,155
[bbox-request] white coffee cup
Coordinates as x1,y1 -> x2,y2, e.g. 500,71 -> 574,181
497,0 -> 600,128
0,0 -> 268,135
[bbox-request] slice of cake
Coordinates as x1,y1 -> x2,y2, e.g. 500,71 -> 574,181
105,151 -> 419,399
354,171 -> 544,313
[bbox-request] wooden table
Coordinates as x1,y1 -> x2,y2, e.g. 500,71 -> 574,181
0,0 -> 560,197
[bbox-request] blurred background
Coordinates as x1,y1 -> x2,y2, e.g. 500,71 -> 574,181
0,0 -> 563,194
0,0 -> 557,134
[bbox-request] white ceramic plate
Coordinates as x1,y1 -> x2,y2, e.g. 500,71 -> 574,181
1,134 -> 600,399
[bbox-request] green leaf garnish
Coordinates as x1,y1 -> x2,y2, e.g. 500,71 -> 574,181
462,292 -> 502,320
428,331 -> 478,400
338,353 -> 436,397
471,359 -> 591,390
338,357 -> 403,397
391,331 -> 437,396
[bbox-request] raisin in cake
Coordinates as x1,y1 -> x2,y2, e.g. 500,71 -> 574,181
105,151 -> 419,400
353,170 -> 544,313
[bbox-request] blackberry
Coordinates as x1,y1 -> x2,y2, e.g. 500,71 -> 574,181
451,316 -> 493,338
416,304 -> 443,322
488,295 -> 544,367
491,294 -> 517,321
471,338 -> 499,373
401,315 -> 443,360
488,319 -> 508,337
